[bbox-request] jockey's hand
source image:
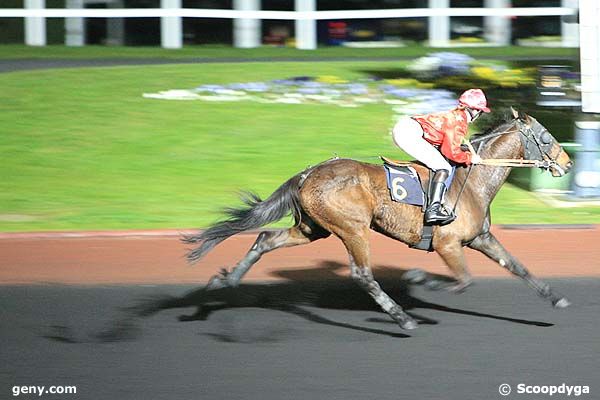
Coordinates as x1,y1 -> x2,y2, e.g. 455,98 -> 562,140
471,154 -> 483,165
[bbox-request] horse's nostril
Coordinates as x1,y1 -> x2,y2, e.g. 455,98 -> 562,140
566,161 -> 573,170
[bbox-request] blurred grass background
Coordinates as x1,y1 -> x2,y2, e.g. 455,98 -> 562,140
0,44 -> 578,60
1,46 -> 598,232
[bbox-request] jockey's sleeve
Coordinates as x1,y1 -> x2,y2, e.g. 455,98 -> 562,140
440,117 -> 472,165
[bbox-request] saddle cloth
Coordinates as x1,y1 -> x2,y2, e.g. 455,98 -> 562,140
383,161 -> 455,206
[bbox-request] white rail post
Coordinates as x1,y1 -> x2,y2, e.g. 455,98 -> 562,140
561,0 -> 579,47
107,0 -> 125,46
65,0 -> 84,46
161,0 -> 182,49
25,0 -> 46,46
484,0 -> 511,45
234,0 -> 261,48
579,0 -> 600,113
428,0 -> 450,47
295,0 -> 317,50
573,1 -> 600,198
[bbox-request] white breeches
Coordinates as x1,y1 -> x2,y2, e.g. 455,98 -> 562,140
392,117 -> 452,173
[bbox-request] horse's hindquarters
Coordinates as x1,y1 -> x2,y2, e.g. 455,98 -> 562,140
299,159 -> 424,245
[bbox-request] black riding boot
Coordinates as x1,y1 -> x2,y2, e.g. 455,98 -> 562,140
425,170 -> 456,226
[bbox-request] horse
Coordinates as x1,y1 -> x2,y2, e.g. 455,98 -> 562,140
183,108 -> 573,330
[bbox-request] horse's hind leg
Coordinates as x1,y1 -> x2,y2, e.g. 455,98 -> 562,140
468,231 -> 570,308
205,223 -> 328,290
341,230 -> 417,330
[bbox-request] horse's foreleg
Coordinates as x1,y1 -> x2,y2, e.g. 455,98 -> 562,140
468,232 -> 570,308
343,233 -> 417,330
205,226 -> 320,290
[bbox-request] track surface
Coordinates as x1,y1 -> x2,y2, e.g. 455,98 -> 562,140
1,279 -> 599,400
1,227 -> 599,399
1,226 -> 599,285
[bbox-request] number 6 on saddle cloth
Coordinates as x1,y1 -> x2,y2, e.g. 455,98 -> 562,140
383,164 -> 455,209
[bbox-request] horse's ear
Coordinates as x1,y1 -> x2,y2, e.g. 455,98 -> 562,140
510,106 -> 530,123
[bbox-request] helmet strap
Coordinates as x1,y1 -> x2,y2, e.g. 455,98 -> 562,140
466,108 -> 482,122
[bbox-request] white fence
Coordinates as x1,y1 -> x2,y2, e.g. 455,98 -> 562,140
0,7 -> 578,18
1,4 -> 578,49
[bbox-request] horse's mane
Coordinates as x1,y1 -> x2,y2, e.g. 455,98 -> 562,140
469,107 -> 520,148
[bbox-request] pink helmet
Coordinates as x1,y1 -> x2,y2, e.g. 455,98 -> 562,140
458,88 -> 491,113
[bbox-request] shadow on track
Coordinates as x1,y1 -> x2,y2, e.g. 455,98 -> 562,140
127,261 -> 553,338
41,261 -> 553,344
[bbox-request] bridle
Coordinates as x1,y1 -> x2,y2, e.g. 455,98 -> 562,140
519,120 -> 563,168
470,117 -> 564,172
452,115 -> 565,213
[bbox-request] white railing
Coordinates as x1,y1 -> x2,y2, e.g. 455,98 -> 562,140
1,6 -> 578,49
0,7 -> 577,19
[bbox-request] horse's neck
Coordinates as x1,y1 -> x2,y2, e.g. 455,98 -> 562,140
468,125 -> 522,204
478,124 -> 523,160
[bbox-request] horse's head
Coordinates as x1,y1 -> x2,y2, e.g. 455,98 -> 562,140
511,107 -> 573,177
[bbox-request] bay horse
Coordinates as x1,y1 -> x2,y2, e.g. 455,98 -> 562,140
183,108 -> 573,330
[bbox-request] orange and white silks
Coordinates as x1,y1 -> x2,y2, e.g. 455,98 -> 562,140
412,108 -> 473,165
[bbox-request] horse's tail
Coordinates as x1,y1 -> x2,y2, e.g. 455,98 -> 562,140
182,173 -> 304,263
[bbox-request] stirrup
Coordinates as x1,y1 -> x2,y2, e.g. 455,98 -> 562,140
425,214 -> 456,226
425,204 -> 456,226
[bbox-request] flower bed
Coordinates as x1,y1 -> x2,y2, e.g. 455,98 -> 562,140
143,53 -> 538,122
143,75 -> 457,117
405,52 -> 535,88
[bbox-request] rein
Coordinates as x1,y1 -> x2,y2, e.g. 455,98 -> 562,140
451,116 -> 560,209
452,164 -> 473,213
469,120 -> 559,169
479,158 -> 551,168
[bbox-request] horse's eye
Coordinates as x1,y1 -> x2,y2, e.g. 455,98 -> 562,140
540,131 -> 552,145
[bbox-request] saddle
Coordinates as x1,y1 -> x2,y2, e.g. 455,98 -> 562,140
380,156 -> 456,252
380,156 -> 413,168
381,156 -> 455,205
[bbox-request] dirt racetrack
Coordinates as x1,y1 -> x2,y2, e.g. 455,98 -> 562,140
2,226 -> 599,400
1,225 -> 598,285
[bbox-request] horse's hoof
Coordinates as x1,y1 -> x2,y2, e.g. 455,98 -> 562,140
400,318 -> 418,330
179,309 -> 208,321
403,269 -> 427,284
423,279 -> 470,293
449,280 -> 473,294
552,297 -> 571,308
424,279 -> 447,291
178,314 -> 196,322
204,274 -> 229,291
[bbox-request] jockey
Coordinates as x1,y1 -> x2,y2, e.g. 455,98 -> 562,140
392,88 -> 490,226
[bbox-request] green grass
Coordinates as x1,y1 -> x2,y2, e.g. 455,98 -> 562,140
1,60 -> 598,232
0,44 -> 579,60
